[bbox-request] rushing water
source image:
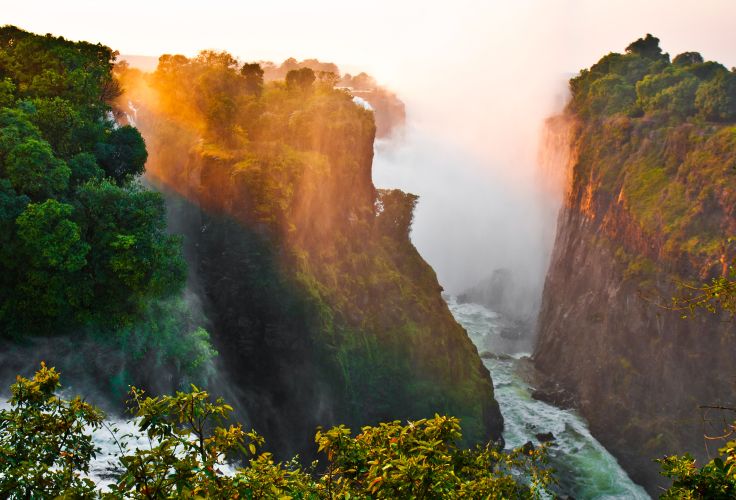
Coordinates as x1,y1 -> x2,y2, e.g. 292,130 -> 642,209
447,296 -> 650,499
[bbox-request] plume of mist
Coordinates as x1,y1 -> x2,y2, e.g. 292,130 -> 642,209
372,72 -> 571,309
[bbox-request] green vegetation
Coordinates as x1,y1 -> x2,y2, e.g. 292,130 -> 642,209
0,363 -> 103,497
658,425 -> 736,498
118,46 -> 499,443
671,256 -> 736,317
568,34 -> 736,274
0,26 -> 214,386
0,365 -> 552,498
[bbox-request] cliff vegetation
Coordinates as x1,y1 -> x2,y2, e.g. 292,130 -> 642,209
0,26 -> 215,394
535,34 -> 736,492
116,49 -> 501,454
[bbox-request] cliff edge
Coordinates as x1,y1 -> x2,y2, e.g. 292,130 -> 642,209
535,35 -> 736,492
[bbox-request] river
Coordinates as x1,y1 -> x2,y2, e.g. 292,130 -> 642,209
447,296 -> 650,499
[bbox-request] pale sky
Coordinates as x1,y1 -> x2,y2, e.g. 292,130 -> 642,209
4,1 -> 735,84
5,0 -> 735,292
4,1 -> 735,166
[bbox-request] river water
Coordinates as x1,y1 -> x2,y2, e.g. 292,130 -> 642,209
447,296 -> 650,499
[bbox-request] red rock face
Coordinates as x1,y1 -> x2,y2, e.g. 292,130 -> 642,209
535,112 -> 736,494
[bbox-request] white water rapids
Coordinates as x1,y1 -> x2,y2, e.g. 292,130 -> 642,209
447,296 -> 650,499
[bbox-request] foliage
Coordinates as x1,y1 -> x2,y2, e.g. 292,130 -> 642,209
626,34 -> 668,60
118,42 -> 497,445
0,363 -> 104,498
240,62 -> 264,96
376,189 -> 419,242
0,26 -> 185,336
96,125 -> 148,183
659,437 -> 736,499
695,72 -> 736,122
671,258 -> 736,318
286,67 -> 316,91
569,33 -> 734,122
315,416 -> 552,498
0,366 -> 553,498
0,26 -> 214,390
673,52 -> 704,67
109,385 -> 259,497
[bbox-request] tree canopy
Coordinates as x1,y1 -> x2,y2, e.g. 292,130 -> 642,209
0,26 -> 185,336
0,365 -> 553,498
0,26 -> 213,389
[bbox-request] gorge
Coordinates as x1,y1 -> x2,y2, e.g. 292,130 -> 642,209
0,16 -> 735,498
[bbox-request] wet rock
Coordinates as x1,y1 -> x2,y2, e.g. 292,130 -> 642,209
535,431 -> 556,443
531,383 -> 577,410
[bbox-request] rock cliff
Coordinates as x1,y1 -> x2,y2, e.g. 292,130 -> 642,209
117,52 -> 502,459
535,35 -> 736,492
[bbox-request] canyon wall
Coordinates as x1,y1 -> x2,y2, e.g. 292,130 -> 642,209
119,53 -> 502,458
535,36 -> 736,492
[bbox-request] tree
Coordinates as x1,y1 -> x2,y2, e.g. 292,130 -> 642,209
68,151 -> 104,186
6,137 -> 70,199
0,363 -> 104,499
0,107 -> 42,162
0,78 -> 15,108
673,52 -> 704,67
286,67 -> 316,91
95,125 -> 148,183
11,199 -> 90,331
111,385 -> 261,497
636,68 -> 699,117
376,189 -> 419,242
695,72 -> 736,122
626,34 -> 666,60
29,97 -> 85,158
73,180 -> 186,325
241,62 -> 264,96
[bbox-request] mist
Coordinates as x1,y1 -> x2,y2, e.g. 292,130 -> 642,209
5,0 -> 736,300
361,0 -> 736,299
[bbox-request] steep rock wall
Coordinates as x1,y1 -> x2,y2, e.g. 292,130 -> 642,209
535,37 -> 736,492
118,56 -> 503,459
536,108 -> 736,493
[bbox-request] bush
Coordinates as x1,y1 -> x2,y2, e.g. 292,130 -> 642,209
695,72 -> 736,122
0,365 -> 554,498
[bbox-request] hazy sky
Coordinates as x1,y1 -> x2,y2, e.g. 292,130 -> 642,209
5,0 -> 735,292
5,1 -> 735,170
5,1 -> 736,84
